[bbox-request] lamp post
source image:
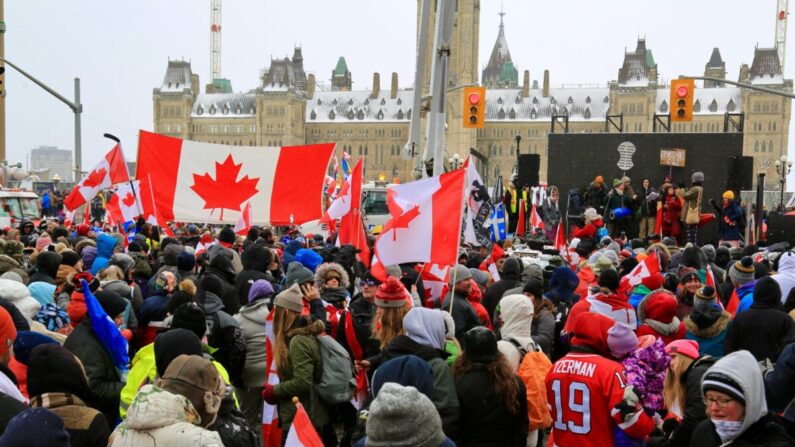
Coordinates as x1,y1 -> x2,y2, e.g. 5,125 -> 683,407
51,173 -> 61,192
774,155 -> 792,212
514,134 -> 522,189
448,152 -> 462,170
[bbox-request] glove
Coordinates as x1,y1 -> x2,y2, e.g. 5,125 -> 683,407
261,384 -> 278,405
613,385 -> 642,421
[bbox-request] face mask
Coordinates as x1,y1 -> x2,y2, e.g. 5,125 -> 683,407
711,419 -> 743,443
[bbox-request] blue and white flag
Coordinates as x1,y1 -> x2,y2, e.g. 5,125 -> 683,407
489,202 -> 507,241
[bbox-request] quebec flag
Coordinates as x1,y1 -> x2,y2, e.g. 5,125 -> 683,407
489,202 -> 507,241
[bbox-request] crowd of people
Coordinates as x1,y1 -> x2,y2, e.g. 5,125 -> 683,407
0,170 -> 792,446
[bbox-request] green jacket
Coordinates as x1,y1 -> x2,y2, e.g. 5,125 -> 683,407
273,333 -> 329,432
120,342 -> 234,419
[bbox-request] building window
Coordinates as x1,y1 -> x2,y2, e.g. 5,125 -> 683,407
762,141 -> 767,152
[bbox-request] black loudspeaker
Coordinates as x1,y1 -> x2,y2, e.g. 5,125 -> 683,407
517,154 -> 540,189
767,213 -> 795,246
726,156 -> 754,194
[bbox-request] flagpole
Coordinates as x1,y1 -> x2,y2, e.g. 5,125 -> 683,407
449,160 -> 469,315
103,134 -> 142,219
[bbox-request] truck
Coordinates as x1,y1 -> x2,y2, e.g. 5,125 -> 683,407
0,190 -> 41,228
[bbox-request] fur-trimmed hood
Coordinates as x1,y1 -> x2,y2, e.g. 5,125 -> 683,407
313,262 -> 349,291
684,306 -> 731,338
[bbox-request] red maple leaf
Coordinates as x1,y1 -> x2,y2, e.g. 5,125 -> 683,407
191,155 -> 259,217
382,204 -> 420,241
82,167 -> 107,188
121,192 -> 136,208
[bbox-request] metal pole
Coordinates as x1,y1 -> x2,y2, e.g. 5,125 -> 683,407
514,134 -> 522,188
424,0 -> 454,177
0,0 -> 6,163
756,173 -> 765,241
406,0 -> 431,179
682,75 -> 795,99
74,77 -> 82,180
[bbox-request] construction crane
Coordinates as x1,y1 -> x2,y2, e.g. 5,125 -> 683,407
776,0 -> 788,73
210,0 -> 222,81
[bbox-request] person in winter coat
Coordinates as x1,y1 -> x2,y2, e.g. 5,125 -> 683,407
660,185 -> 682,243
710,191 -> 744,247
361,307 -> 461,443
135,271 -> 176,347
724,277 -> 795,362
232,279 -> 272,431
655,340 -> 715,447
109,355 -> 225,446
681,171 -> 704,245
547,312 -> 654,447
234,244 -> 273,308
369,276 -> 412,350
27,344 -> 110,447
690,350 -> 794,446
637,179 -> 659,240
764,339 -> 795,436
519,280 -> 555,356
481,257 -> 523,319
55,250 -> 81,288
684,286 -> 732,358
564,268 -> 637,332
542,186 -> 562,241
441,265 -> 482,340
108,253 -> 144,311
314,262 -> 350,336
454,327 -> 528,447
337,271 -> 381,361
584,175 -> 608,215
466,278 -> 493,329
89,233 -> 117,275
728,256 -> 757,314
28,251 -> 61,285
260,284 -> 330,441
676,267 -> 702,320
200,250 -> 239,314
64,289 -> 129,426
773,251 -> 795,304
604,178 -> 634,237
637,290 -> 686,345
496,294 -> 540,370
98,266 -> 138,334
194,274 -> 247,385
0,407 -> 72,447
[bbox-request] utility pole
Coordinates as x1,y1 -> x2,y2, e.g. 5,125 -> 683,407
0,0 -> 6,162
424,0 -> 455,177
406,0 -> 431,179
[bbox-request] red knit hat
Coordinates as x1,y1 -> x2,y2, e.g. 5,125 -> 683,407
643,290 -> 677,324
0,306 -> 17,359
375,276 -> 408,308
665,339 -> 699,360
77,224 -> 91,236
641,272 -> 664,291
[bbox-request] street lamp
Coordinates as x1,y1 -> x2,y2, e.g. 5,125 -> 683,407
774,155 -> 793,212
52,174 -> 61,191
448,153 -> 462,170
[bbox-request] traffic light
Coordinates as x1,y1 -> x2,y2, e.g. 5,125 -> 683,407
463,86 -> 485,129
670,79 -> 694,122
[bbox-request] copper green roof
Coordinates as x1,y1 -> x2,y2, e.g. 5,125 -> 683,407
645,49 -> 655,68
211,78 -> 233,93
499,61 -> 518,86
333,57 -> 349,77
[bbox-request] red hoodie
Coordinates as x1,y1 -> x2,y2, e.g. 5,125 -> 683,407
564,289 -> 637,334
466,279 -> 493,329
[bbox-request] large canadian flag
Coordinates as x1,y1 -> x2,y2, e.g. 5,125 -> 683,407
618,251 -> 660,297
136,131 -> 334,225
64,144 -> 129,211
371,167 -> 466,279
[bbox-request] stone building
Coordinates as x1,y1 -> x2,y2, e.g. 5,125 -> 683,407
153,2 -> 791,186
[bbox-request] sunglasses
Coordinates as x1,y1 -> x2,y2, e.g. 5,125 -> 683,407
359,280 -> 378,287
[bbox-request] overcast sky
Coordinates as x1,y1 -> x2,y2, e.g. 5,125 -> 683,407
6,0 -> 794,187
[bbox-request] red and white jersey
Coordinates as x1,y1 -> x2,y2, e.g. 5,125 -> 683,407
545,352 -> 653,447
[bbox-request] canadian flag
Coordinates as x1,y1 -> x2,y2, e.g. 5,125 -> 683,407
64,144 -> 129,211
530,204 -> 544,231
262,311 -> 283,446
106,180 -> 142,224
284,402 -> 324,446
515,199 -> 526,237
136,131 -> 335,225
326,160 -> 371,267
418,263 -> 451,306
371,166 -> 466,280
619,251 -> 660,296
234,202 -> 252,235
553,221 -> 567,254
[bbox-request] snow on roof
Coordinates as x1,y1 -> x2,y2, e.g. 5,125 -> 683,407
192,93 -> 257,118
306,90 -> 414,123
160,61 -> 193,93
485,87 -> 610,122
750,74 -> 785,85
654,86 -> 741,115
263,83 -> 290,92
619,77 -> 650,88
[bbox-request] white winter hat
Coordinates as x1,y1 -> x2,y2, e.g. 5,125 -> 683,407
0,278 -> 41,320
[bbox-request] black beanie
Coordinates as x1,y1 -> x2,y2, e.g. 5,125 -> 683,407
753,276 -> 782,306
219,227 -> 236,244
171,303 -> 207,341
167,290 -> 194,315
59,250 -> 80,267
522,278 -> 543,299
94,290 -> 128,319
177,251 -> 196,272
462,326 -> 498,363
598,268 -> 620,292
27,344 -> 92,402
127,241 -> 144,253
154,328 -> 203,377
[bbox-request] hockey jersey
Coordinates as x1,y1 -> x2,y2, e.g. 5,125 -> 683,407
563,291 -> 637,334
545,352 -> 653,447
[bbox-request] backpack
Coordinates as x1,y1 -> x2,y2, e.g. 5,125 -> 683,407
315,334 -> 357,405
508,338 -> 553,430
